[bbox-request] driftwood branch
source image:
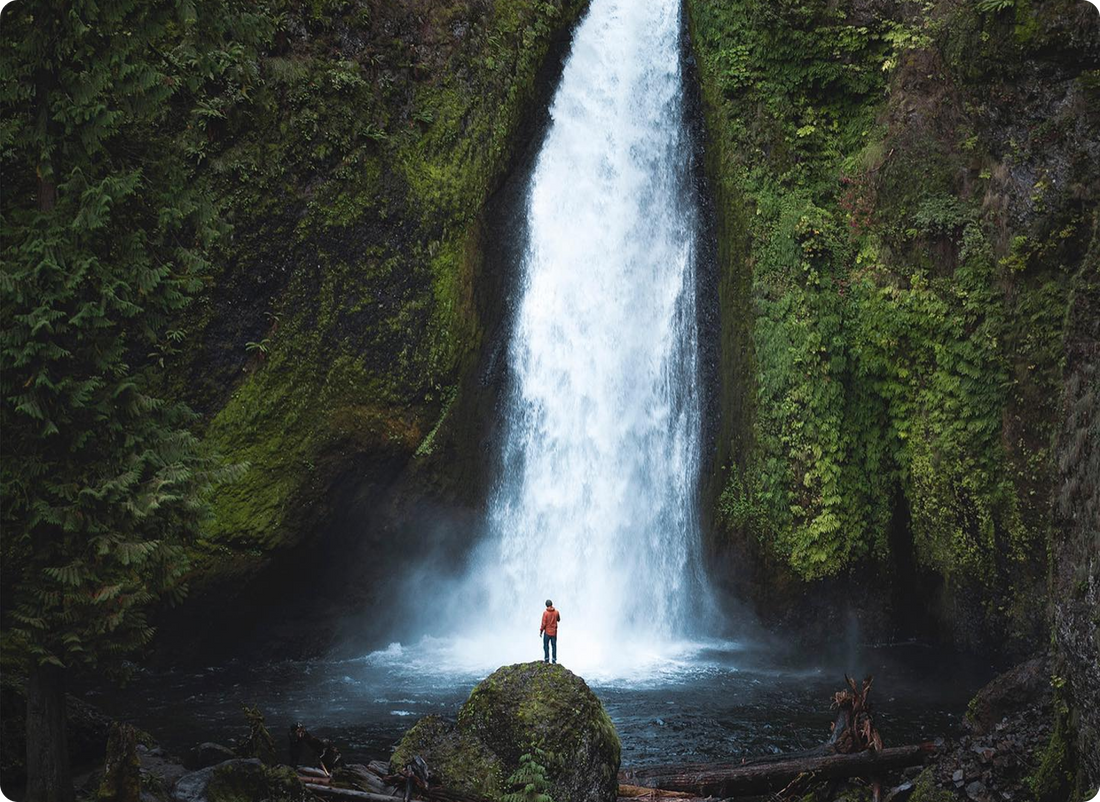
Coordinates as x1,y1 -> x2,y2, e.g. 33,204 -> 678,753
302,782 -> 493,802
619,743 -> 936,797
302,784 -> 405,802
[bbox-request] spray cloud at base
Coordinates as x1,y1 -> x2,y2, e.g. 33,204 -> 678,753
363,0 -> 728,679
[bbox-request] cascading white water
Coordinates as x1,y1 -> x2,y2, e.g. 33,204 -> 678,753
459,0 -> 712,674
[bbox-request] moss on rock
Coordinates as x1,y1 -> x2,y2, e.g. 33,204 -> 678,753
174,759 -> 307,802
458,662 -> 620,800
686,0 -> 1099,652
390,715 -> 504,799
169,0 -> 589,573
394,663 -> 621,802
907,769 -> 958,802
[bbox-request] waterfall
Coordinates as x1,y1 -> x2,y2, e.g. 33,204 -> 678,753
463,0 -> 712,672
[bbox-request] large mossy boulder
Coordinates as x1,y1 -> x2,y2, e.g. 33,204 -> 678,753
393,663 -> 620,802
172,758 -> 307,802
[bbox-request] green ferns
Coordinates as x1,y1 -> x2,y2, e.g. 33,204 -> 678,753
502,751 -> 556,802
0,0 -> 260,671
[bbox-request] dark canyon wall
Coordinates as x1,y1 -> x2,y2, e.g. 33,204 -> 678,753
1052,274 -> 1099,791
686,0 -> 1099,655
152,0 -> 588,659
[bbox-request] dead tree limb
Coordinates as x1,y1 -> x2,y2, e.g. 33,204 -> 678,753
302,784 -> 403,801
619,743 -> 936,798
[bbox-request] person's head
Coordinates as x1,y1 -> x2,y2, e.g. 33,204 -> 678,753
545,599 -> 553,608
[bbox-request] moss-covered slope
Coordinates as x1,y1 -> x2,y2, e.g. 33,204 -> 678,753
172,0 -> 587,576
687,0 -> 1099,651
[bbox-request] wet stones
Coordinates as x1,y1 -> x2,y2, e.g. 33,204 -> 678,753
183,743 -> 236,771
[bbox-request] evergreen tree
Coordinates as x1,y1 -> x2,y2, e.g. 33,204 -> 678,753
0,2 -> 269,799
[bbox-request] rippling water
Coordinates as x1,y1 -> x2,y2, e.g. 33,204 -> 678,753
88,640 -> 989,768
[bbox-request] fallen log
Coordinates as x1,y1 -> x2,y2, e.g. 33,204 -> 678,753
617,783 -> 698,798
302,783 -> 402,801
302,776 -> 492,802
620,742 -> 936,798
618,744 -> 837,781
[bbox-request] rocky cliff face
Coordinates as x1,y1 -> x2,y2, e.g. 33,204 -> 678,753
1052,275 -> 1099,791
686,0 -> 1099,655
160,3 -> 1100,763
155,0 -> 588,660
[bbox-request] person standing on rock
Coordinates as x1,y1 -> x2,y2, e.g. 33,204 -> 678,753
540,599 -> 561,664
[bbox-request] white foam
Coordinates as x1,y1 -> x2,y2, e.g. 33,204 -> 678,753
350,635 -> 753,688
452,0 -> 716,673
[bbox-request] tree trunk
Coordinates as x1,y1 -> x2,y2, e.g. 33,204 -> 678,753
299,786 -> 403,802
25,663 -> 74,802
36,63 -> 57,215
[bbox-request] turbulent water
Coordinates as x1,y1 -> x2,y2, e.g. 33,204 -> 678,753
457,0 -> 713,673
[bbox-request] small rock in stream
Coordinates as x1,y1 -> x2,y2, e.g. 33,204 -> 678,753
184,742 -> 236,770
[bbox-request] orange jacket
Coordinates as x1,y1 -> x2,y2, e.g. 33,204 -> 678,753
540,607 -> 560,637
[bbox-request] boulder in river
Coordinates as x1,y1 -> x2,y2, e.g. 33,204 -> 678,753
963,657 -> 1050,735
393,662 -> 621,802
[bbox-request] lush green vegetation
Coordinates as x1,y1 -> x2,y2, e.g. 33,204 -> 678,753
168,0 -> 588,565
502,750 -> 556,802
688,0 -> 1097,645
0,0 -> 270,796
0,0 -> 587,795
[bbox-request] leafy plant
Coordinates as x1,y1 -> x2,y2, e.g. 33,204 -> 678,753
976,0 -> 1015,14
502,750 -> 555,802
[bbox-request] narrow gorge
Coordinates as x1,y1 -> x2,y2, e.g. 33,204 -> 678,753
1,0 -> 1097,799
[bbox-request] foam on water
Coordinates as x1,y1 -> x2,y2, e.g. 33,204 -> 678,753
354,635 -> 756,689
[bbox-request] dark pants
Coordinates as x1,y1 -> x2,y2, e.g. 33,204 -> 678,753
543,633 -> 557,663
